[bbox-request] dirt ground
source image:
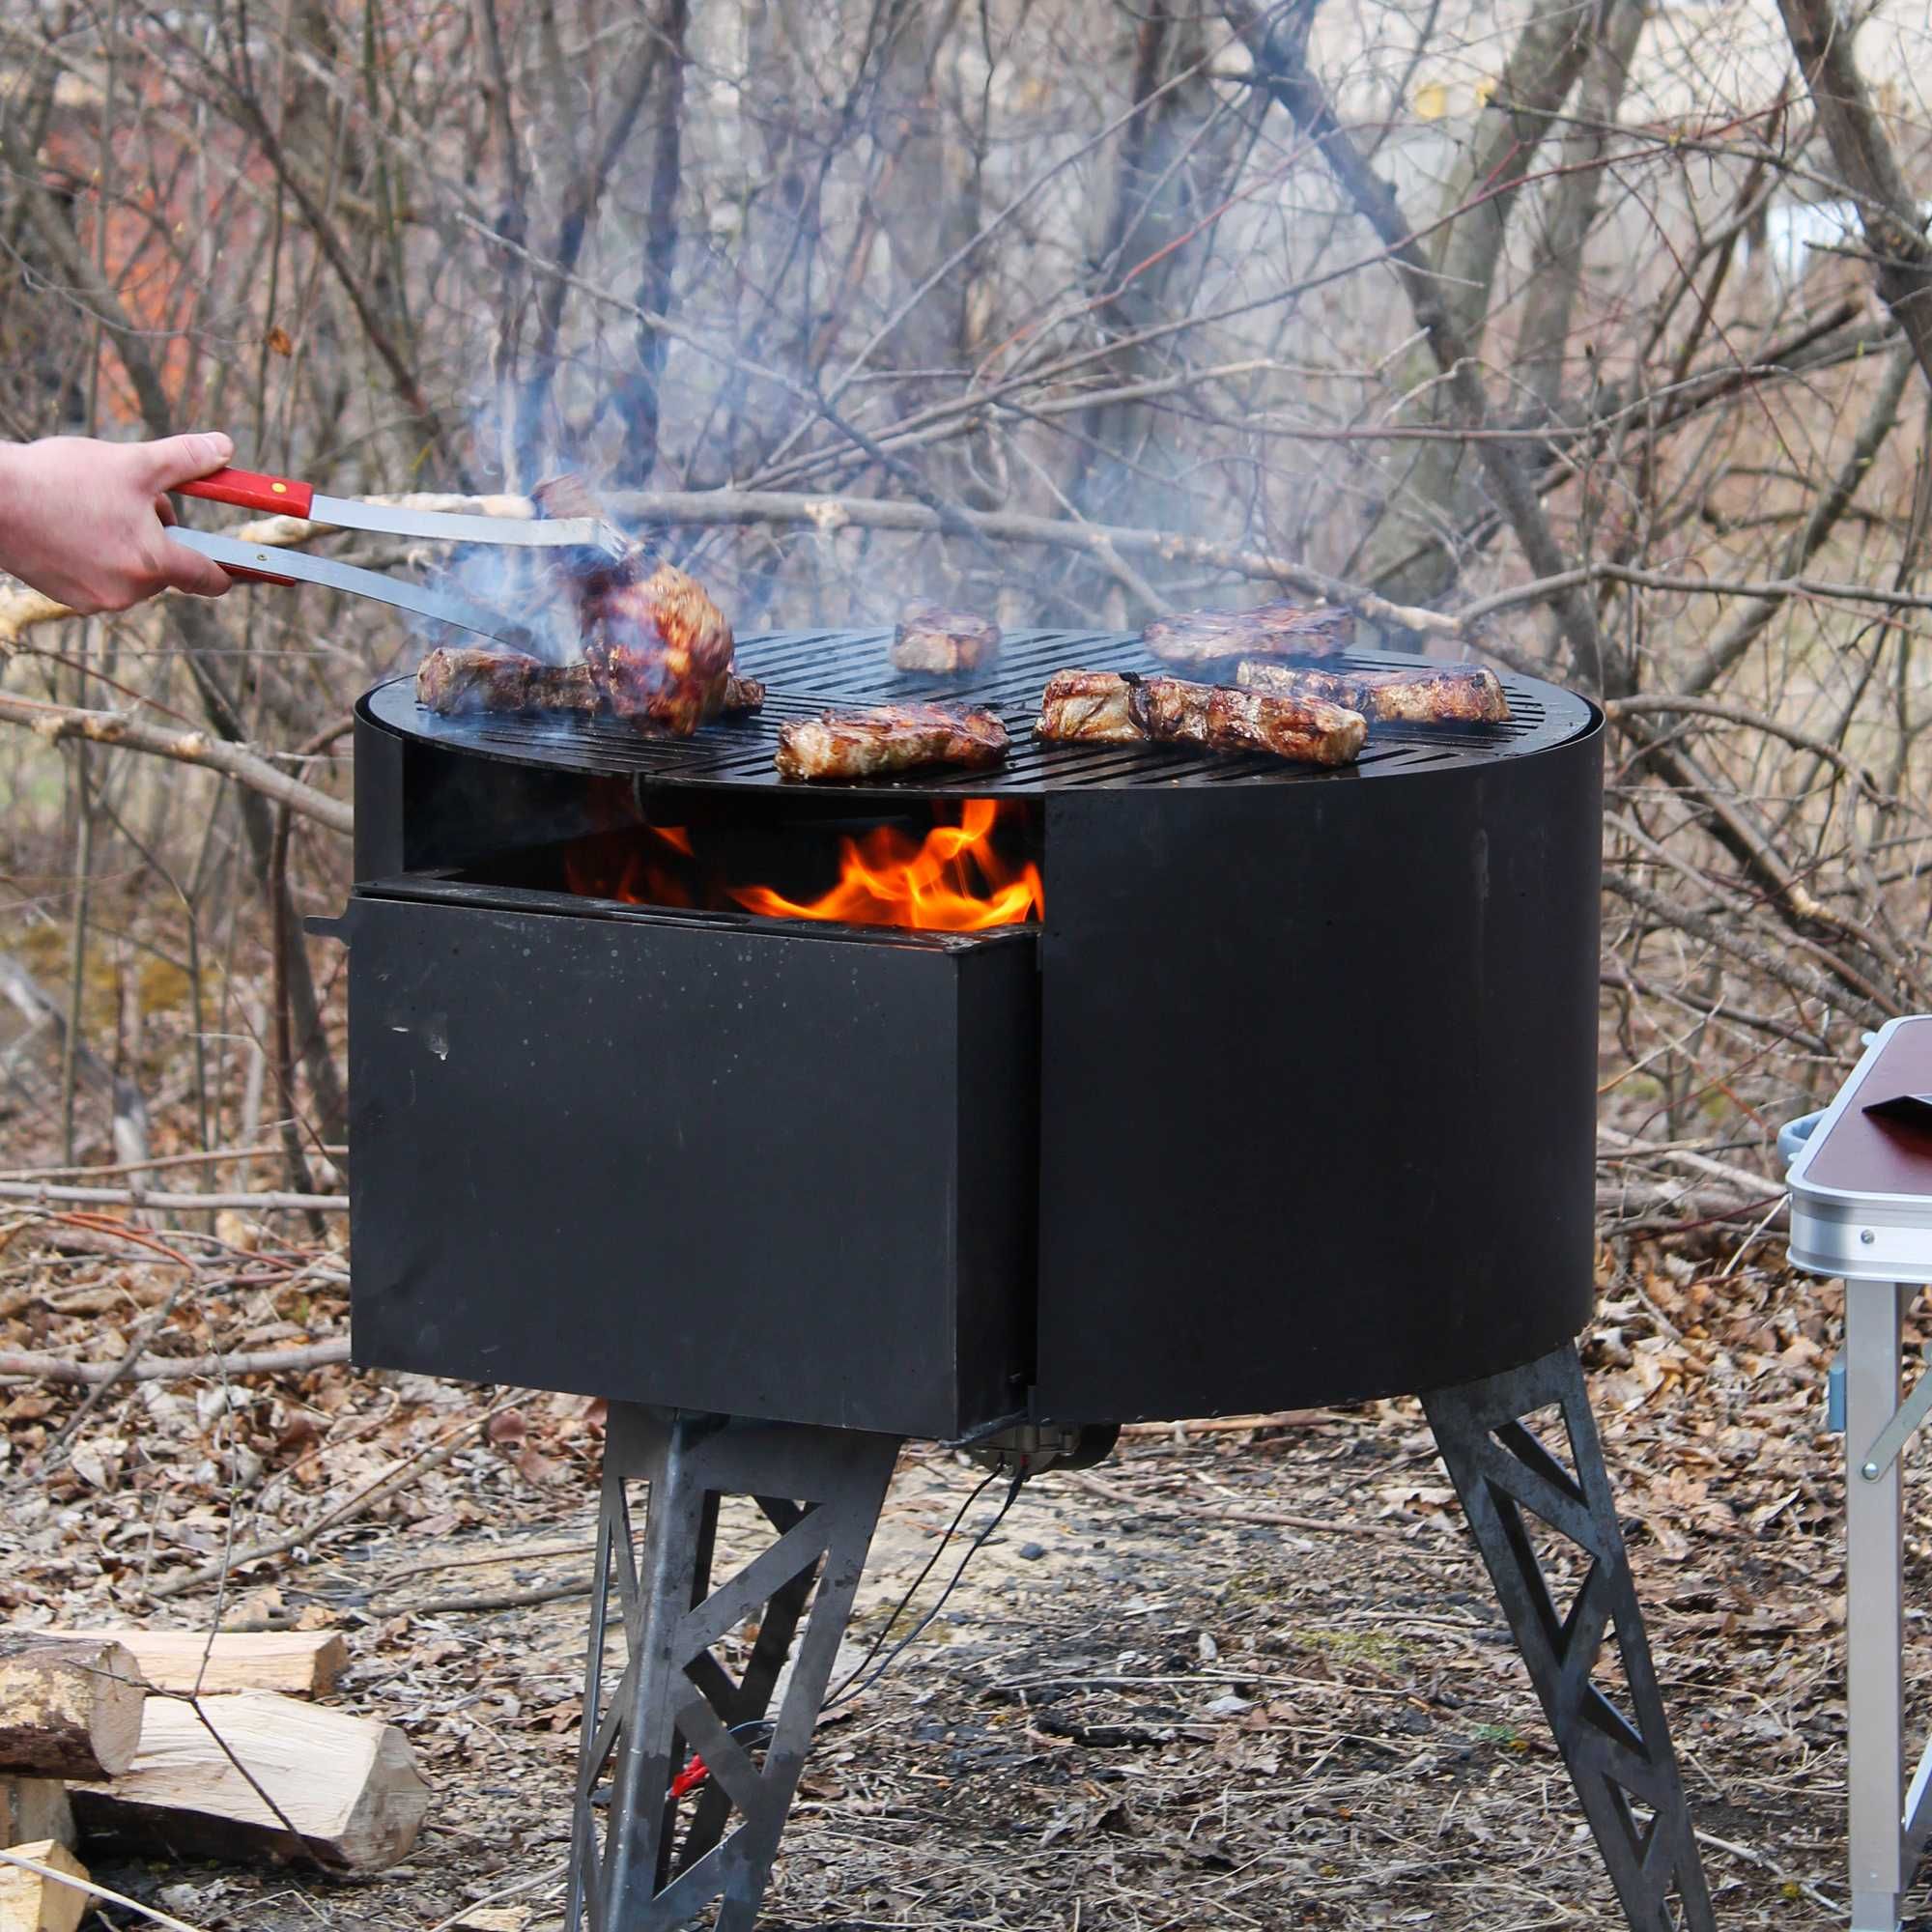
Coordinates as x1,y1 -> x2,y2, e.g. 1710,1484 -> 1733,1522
0,1227 -> 1914,1932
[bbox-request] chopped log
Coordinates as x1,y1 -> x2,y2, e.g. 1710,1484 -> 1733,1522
0,1784 -> 71,1855
44,1631 -> 347,1699
70,1690 -> 429,1872
0,1639 -> 144,1779
0,1839 -> 88,1932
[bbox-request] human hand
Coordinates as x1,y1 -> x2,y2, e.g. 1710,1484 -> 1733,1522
0,432 -> 236,612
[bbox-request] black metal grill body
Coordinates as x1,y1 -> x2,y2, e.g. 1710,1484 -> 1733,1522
343,627 -> 1602,1436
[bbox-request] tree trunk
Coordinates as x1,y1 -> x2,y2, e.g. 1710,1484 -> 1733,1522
1351,0 -> 1600,610
1776,0 -> 1932,393
1516,0 -> 1650,418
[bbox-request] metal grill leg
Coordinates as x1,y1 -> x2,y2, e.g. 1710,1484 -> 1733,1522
567,1406 -> 900,1932
1424,1344 -> 1716,1932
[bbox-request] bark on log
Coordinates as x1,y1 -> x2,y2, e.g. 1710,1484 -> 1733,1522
0,1839 -> 88,1932
0,1640 -> 145,1780
71,1691 -> 429,1872
43,1632 -> 347,1699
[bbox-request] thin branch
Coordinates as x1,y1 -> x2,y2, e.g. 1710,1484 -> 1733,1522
0,1337 -> 350,1385
0,694 -> 352,836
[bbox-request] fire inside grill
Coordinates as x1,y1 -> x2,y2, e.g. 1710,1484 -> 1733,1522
557,797 -> 1043,933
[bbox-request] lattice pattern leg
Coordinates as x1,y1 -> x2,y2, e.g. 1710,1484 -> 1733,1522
567,1406 -> 900,1932
1424,1344 -> 1716,1932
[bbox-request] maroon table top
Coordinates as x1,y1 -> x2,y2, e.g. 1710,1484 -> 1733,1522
1805,1018 -> 1932,1196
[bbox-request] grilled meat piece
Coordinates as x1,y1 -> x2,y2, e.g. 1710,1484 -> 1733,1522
416,648 -> 597,715
416,646 -> 763,720
722,670 -> 765,715
1133,675 -> 1365,767
1034,669 -> 1144,744
775,702 -> 1009,781
530,473 -> 736,736
579,560 -> 736,736
1236,658 -> 1510,724
1143,599 -> 1354,667
890,599 -> 1001,674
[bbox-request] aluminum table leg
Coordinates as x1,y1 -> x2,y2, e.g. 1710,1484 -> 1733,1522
567,1406 -> 899,1932
1425,1343 -> 1716,1932
1846,1280 -> 1916,1931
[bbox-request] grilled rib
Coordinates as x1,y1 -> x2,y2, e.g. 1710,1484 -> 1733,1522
1033,669 -> 1143,744
1143,599 -> 1354,668
1034,669 -> 1364,766
1133,676 -> 1365,767
890,599 -> 1002,673
415,646 -> 762,717
416,649 -> 597,715
775,702 -> 1009,781
1236,658 -> 1510,724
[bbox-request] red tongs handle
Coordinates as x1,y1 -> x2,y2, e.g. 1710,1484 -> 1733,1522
176,466 -> 315,519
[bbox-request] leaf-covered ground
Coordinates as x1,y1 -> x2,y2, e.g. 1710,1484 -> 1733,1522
0,1206 -> 1908,1931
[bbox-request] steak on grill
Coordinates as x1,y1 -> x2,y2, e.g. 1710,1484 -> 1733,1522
1236,659 -> 1510,724
1143,599 -> 1353,668
890,600 -> 1002,673
1134,676 -> 1366,767
775,703 -> 1009,781
416,648 -> 595,715
1035,669 -> 1363,766
415,646 -> 764,718
529,475 -> 735,736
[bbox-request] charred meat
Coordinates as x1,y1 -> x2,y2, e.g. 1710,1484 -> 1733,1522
1133,675 -> 1365,767
722,669 -> 766,715
1143,599 -> 1354,668
891,599 -> 1001,674
530,474 -> 735,736
1033,668 -> 1363,766
1033,669 -> 1144,744
579,559 -> 736,736
416,646 -> 764,719
1236,658 -> 1510,725
775,702 -> 1009,781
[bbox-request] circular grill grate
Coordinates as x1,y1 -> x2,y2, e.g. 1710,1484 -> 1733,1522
368,627 -> 1595,794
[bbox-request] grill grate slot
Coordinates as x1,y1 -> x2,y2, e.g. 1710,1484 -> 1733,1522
369,627 -> 1593,792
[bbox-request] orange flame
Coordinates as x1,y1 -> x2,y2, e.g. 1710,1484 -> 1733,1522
728,799 -> 1041,932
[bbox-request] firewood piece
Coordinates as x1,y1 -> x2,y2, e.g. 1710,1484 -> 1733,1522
1142,598 -> 1354,667
1034,669 -> 1144,744
774,702 -> 1009,781
0,1838 -> 88,1932
890,599 -> 1001,673
1236,657 -> 1511,724
43,1631 -> 347,1699
1133,676 -> 1366,768
70,1691 -> 429,1873
0,1783 -> 72,1855
0,1639 -> 145,1780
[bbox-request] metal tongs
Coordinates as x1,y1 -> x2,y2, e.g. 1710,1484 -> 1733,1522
165,465 -> 628,646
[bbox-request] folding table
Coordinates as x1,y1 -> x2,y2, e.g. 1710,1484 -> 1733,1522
1786,1015 -> 1932,1931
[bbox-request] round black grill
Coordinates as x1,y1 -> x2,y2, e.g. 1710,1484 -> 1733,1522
365,626 -> 1594,794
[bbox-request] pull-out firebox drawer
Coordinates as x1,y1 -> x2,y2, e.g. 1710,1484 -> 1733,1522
335,880 -> 1037,1439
